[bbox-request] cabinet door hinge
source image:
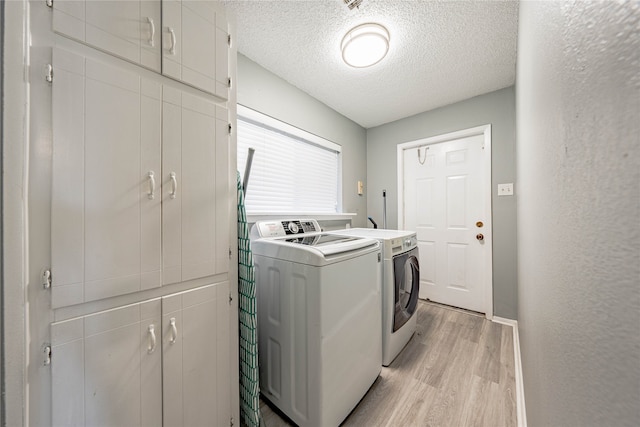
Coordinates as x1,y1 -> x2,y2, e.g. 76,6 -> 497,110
227,34 -> 231,47
46,0 -> 53,8
46,64 -> 53,83
42,268 -> 52,289
227,77 -> 232,88
228,123 -> 232,135
43,345 -> 52,366
228,292 -> 233,305
228,247 -> 232,259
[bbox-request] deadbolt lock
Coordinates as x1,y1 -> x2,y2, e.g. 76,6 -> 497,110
476,221 -> 484,228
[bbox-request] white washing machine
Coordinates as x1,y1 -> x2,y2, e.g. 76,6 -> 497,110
328,228 -> 420,366
251,219 -> 382,427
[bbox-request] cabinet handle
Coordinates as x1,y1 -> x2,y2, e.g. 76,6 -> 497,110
147,171 -> 155,200
169,317 -> 177,344
168,27 -> 176,55
147,324 -> 156,354
170,172 -> 177,199
44,345 -> 52,366
147,17 -> 155,47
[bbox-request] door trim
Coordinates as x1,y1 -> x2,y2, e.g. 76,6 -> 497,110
396,124 -> 493,319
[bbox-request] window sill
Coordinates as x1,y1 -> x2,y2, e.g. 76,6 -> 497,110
246,212 -> 357,224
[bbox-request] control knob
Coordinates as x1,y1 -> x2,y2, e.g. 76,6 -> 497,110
287,222 -> 299,234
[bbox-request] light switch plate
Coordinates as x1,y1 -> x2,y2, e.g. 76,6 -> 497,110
498,183 -> 514,196
357,180 -> 364,195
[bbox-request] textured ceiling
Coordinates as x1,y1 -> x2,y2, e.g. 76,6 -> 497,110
224,0 -> 519,128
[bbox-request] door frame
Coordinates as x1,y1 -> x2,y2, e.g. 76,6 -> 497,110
397,124 -> 493,319
2,0 -> 29,424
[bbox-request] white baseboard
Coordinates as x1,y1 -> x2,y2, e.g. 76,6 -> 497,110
492,317 -> 527,427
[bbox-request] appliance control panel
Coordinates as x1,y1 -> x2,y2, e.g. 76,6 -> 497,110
389,234 -> 418,254
253,219 -> 322,238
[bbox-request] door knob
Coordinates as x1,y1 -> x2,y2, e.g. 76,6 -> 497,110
476,233 -> 484,241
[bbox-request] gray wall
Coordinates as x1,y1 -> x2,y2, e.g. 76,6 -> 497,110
236,54 -> 369,227
516,2 -> 639,426
367,87 -> 517,319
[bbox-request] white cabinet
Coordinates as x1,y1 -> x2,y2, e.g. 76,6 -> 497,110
52,0 -> 162,72
162,283 -> 230,426
51,48 -> 229,306
51,299 -> 163,426
45,0 -> 235,424
51,0 -> 229,97
162,87 -> 230,285
162,0 -> 229,98
51,282 -> 230,427
51,48 -> 162,308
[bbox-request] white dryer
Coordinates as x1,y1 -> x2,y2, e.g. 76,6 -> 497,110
251,219 -> 382,427
329,228 -> 420,366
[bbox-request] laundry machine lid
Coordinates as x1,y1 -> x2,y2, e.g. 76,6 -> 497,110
251,233 -> 380,266
328,228 -> 418,258
331,228 -> 417,241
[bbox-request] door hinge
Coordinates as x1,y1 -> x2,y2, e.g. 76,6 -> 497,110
229,292 -> 233,305
227,77 -> 232,88
228,247 -> 232,259
43,345 -> 52,366
227,34 -> 231,47
46,64 -> 53,83
46,0 -> 53,8
377,253 -> 381,263
42,268 -> 52,289
228,123 -> 232,135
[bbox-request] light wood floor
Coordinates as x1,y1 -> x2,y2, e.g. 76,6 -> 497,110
259,300 -> 517,427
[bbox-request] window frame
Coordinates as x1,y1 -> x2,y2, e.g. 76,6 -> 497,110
237,104 -> 343,216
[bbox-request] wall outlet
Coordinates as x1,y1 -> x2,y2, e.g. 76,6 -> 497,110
498,183 -> 514,196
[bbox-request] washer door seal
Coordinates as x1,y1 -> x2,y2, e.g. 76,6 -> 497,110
393,251 -> 420,332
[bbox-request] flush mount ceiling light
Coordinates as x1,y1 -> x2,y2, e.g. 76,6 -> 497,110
341,23 -> 390,68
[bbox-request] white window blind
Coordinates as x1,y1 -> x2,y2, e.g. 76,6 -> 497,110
237,106 -> 341,214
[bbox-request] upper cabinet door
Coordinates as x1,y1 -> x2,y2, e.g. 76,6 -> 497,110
51,0 -> 228,96
52,0 -> 161,73
162,87 -> 228,285
51,48 -> 162,308
162,0 -> 229,98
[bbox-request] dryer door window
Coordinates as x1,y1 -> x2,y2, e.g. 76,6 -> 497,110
393,248 -> 420,332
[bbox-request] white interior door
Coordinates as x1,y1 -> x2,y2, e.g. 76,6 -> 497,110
398,126 -> 492,315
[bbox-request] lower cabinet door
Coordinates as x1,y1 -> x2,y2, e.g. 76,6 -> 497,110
51,299 -> 162,426
162,281 -> 230,427
50,282 -> 230,426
